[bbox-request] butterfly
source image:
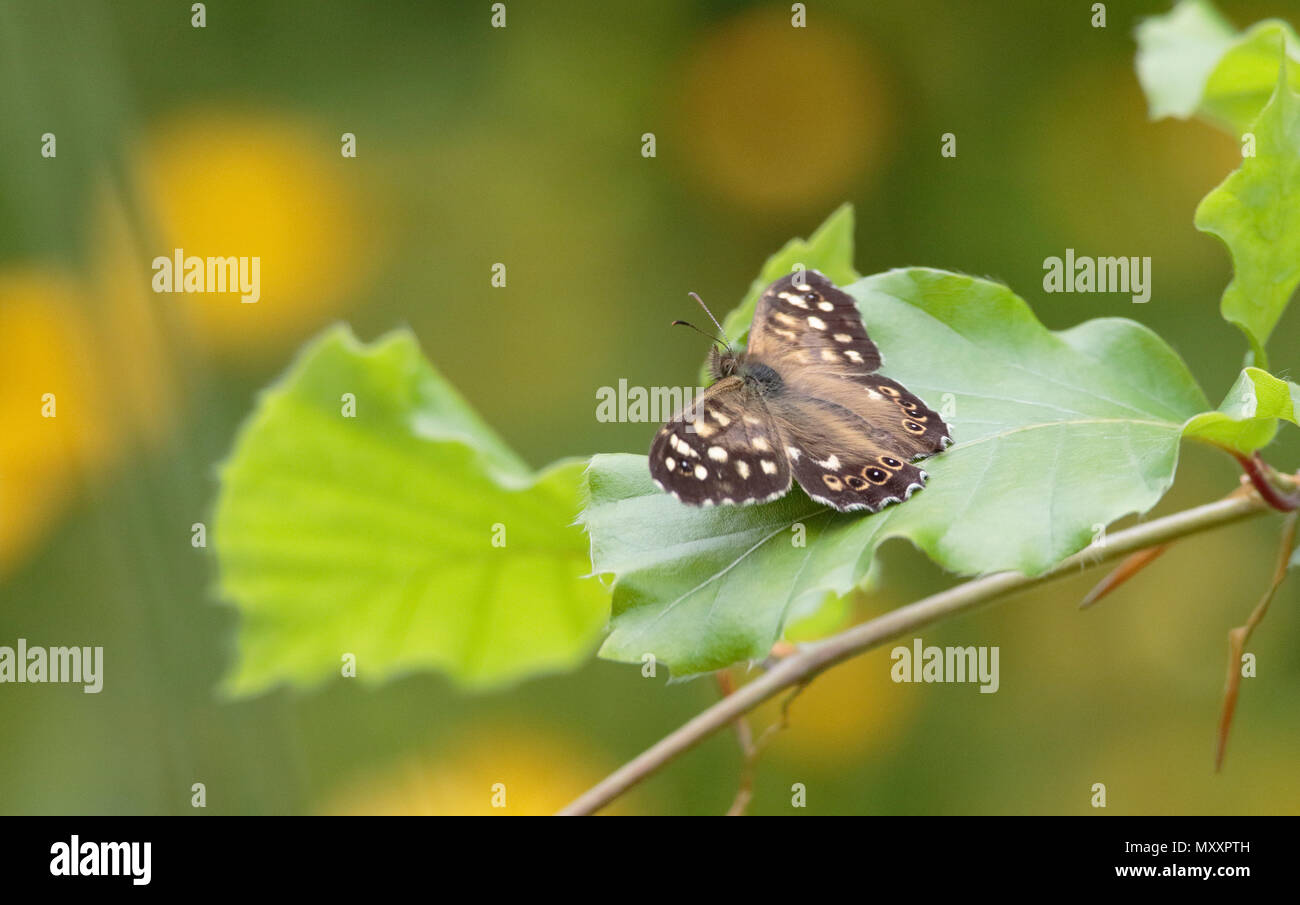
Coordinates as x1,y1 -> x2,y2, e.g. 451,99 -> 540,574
649,269 -> 951,513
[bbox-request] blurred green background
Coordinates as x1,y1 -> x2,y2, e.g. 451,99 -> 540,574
1,0 -> 1297,815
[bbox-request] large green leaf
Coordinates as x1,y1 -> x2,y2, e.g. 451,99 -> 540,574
1136,0 -> 1300,135
1183,367 -> 1300,454
1195,64 -> 1300,368
213,326 -> 608,695
585,268 -> 1212,678
701,204 -> 859,385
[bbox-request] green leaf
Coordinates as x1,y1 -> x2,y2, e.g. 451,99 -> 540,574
1183,367 -> 1300,454
1136,0 -> 1238,122
1195,63 -> 1300,368
1136,0 -> 1300,135
701,204 -> 859,385
585,268 -> 1212,679
214,325 -> 608,695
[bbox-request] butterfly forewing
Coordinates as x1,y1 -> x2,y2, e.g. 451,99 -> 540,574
648,377 -> 791,506
746,270 -> 882,375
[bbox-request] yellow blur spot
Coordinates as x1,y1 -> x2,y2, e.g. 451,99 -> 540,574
135,110 -> 375,355
752,644 -> 911,765
0,272 -> 115,571
677,8 -> 889,210
320,728 -> 621,816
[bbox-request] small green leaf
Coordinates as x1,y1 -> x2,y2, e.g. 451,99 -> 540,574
1136,0 -> 1237,122
1201,21 -> 1300,135
214,326 -> 608,695
586,269 -> 1211,679
701,204 -> 859,385
1183,367 -> 1300,454
1195,62 -> 1300,367
1136,0 -> 1300,135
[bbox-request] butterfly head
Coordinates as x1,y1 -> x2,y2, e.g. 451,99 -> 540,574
707,344 -> 740,381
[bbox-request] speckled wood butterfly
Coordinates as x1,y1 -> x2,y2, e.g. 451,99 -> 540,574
650,270 -> 951,512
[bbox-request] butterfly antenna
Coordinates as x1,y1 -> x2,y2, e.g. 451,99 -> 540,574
671,320 -> 728,352
687,291 -> 734,354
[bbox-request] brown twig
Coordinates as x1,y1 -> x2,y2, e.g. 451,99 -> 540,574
725,681 -> 810,816
1080,484 -> 1256,609
1214,511 -> 1298,771
1233,452 -> 1300,512
557,492 -> 1272,815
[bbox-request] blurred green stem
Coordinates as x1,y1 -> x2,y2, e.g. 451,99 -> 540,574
558,490 -> 1276,816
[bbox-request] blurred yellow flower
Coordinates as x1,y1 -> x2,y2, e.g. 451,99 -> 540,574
134,110 -> 376,356
751,642 -> 912,766
0,271 -> 115,571
320,727 -> 621,816
675,8 -> 889,210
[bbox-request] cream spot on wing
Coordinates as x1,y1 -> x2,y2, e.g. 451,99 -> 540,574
786,445 -> 801,460
807,316 -> 826,330
694,420 -> 716,438
793,282 -> 810,291
694,464 -> 708,480
820,349 -> 837,361
818,455 -> 841,470
772,327 -> 798,341
711,410 -> 731,427
834,333 -> 852,343
752,436 -> 769,451
818,301 -> 834,311
743,414 -> 762,425
761,459 -> 778,474
781,291 -> 809,309
708,446 -> 728,462
865,388 -> 883,400
774,311 -> 799,327
736,460 -> 751,479
665,457 -> 676,471
845,350 -> 864,363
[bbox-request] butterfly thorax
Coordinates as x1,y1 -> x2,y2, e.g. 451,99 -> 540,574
707,347 -> 784,397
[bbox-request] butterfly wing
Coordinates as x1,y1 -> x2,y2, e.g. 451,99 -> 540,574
648,377 -> 791,506
782,421 -> 932,513
745,269 -> 883,375
744,270 -> 952,512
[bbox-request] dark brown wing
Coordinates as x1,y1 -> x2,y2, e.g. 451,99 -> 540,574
740,269 -> 951,512
784,430 -> 931,513
747,269 -> 951,459
745,269 -> 883,374
648,377 -> 792,507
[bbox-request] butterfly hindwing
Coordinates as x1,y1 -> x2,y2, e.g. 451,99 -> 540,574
786,438 -> 930,513
863,375 -> 952,456
648,377 -> 791,506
